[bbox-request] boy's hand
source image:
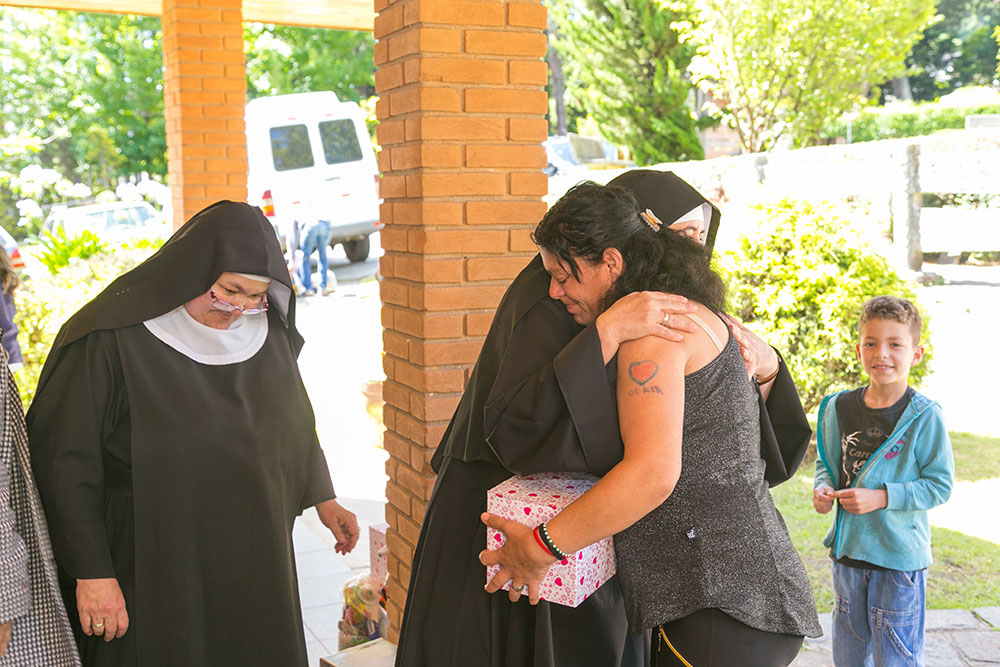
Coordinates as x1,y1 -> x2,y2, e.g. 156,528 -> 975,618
812,487 -> 836,514
835,488 -> 888,514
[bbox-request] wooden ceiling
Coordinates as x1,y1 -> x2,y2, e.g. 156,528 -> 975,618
0,0 -> 374,31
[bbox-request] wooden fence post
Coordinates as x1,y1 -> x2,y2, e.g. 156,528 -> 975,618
891,143 -> 922,271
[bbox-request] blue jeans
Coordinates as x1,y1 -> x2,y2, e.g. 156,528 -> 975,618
300,220 -> 332,290
831,560 -> 926,667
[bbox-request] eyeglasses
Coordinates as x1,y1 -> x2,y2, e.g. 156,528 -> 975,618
209,288 -> 268,315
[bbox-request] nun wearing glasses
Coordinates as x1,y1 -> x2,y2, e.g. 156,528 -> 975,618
25,201 -> 358,667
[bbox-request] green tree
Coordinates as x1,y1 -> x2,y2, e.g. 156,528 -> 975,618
889,0 -> 1000,102
995,25 -> 1000,76
72,14 -> 166,179
689,0 -> 936,152
548,0 -> 704,164
244,24 -> 375,102
0,9 -> 165,189
0,9 -> 84,179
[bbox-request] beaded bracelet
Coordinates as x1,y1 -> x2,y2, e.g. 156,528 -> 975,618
537,522 -> 569,560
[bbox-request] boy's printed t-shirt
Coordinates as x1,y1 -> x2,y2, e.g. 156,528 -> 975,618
833,386 -> 914,571
836,386 -> 914,488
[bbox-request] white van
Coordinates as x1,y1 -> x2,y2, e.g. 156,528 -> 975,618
246,91 -> 381,263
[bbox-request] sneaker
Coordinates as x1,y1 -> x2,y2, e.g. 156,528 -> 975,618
322,285 -> 336,296
305,287 -> 318,296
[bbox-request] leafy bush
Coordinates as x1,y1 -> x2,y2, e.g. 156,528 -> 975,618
120,236 -> 166,252
36,228 -> 108,274
820,103 -> 1000,144
922,193 -> 999,209
14,248 -> 153,407
719,198 -> 931,411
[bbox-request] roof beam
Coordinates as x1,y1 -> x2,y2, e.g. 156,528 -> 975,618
0,0 -> 374,31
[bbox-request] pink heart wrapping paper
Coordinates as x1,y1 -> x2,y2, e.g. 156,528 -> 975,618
369,522 -> 389,587
485,472 -> 616,607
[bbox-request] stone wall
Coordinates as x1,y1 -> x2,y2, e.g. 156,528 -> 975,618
559,131 -> 1000,268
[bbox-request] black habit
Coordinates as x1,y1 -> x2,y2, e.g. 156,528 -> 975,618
395,172 -> 812,667
26,202 -> 334,666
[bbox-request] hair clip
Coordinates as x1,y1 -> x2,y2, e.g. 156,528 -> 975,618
640,208 -> 663,232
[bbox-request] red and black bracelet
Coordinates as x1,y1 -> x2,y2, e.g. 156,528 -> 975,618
532,525 -> 554,557
537,522 -> 569,560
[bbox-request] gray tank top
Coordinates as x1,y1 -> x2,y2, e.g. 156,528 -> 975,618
614,322 -> 822,637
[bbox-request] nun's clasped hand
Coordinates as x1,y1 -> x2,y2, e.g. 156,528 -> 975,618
722,313 -> 779,383
479,513 -> 555,605
597,291 -> 697,348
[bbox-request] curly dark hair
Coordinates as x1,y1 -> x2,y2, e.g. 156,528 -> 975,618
858,296 -> 922,344
531,181 -> 726,313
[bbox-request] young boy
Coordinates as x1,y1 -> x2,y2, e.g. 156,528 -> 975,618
813,295 -> 953,666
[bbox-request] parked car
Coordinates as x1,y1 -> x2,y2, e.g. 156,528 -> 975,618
0,227 -> 26,271
544,134 -> 634,177
245,91 -> 381,263
43,201 -> 170,244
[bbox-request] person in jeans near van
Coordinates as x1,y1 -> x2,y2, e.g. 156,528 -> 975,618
300,218 -> 334,296
813,295 -> 953,666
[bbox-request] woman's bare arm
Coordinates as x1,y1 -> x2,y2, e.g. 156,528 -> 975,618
481,335 -> 687,602
540,336 -> 684,551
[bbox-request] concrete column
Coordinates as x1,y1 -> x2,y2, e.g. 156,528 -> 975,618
162,0 -> 247,228
373,0 -> 549,641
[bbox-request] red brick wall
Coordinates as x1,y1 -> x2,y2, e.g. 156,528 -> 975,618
373,0 -> 549,640
162,0 -> 247,228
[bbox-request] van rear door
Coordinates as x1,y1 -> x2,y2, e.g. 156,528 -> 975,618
315,111 -> 379,230
246,93 -> 380,247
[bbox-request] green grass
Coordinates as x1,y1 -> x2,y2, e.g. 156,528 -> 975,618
950,431 -> 1000,482
771,474 -> 839,612
773,431 -> 1000,612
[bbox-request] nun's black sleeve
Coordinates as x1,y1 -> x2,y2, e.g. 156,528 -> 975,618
27,332 -> 123,580
483,298 -> 623,477
757,351 -> 812,487
299,434 -> 336,510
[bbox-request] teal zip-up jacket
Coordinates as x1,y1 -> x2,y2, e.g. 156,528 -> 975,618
814,388 -> 954,571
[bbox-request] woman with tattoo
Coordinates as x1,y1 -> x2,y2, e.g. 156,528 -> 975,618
480,182 -> 821,667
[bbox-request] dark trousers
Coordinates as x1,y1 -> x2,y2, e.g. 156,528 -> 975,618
653,608 -> 803,667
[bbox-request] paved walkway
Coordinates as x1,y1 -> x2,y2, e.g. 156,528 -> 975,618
792,608 -> 1000,666
291,245 -> 390,664
294,500 -> 387,665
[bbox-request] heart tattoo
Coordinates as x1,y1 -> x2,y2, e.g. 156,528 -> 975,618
628,360 -> 659,386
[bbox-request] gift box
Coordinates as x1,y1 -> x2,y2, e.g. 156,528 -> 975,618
485,472 -> 616,608
368,522 -> 388,587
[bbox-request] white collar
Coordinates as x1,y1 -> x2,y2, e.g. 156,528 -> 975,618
143,304 -> 268,365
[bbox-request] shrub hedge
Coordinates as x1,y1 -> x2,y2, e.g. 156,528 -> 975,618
720,198 -> 931,411
820,103 -> 1000,144
14,248 -> 152,407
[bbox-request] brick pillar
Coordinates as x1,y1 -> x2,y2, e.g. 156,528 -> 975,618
162,0 -> 248,229
374,0 -> 549,641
